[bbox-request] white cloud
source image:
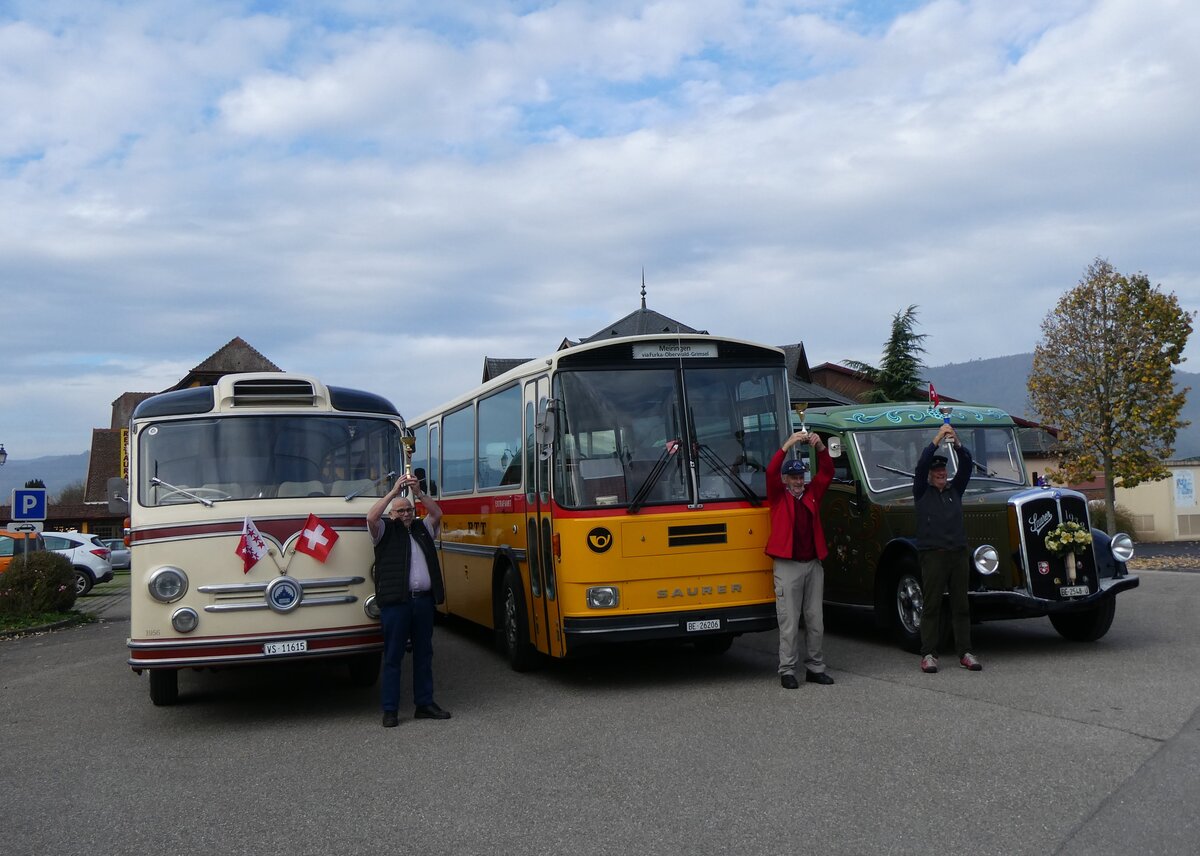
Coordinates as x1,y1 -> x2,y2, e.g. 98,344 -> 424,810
0,0 -> 1197,459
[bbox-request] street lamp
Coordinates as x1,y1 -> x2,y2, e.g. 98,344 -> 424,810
0,444 -> 7,466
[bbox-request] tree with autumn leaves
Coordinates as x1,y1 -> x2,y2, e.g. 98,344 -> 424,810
1029,258 -> 1194,534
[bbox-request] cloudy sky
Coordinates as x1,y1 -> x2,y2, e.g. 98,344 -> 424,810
2,0 -> 1197,460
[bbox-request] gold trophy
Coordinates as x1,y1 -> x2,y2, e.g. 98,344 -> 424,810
792,402 -> 809,436
937,405 -> 959,468
400,428 -> 416,499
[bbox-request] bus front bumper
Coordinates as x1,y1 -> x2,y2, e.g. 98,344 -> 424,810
128,624 -> 383,670
562,603 -> 777,649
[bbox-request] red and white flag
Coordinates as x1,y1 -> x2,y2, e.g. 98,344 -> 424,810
929,382 -> 940,407
295,513 -> 339,563
235,517 -> 270,574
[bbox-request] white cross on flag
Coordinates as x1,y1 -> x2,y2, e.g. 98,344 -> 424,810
295,513 -> 338,563
235,517 -> 270,574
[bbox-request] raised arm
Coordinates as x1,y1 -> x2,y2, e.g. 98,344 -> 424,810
367,476 -> 405,540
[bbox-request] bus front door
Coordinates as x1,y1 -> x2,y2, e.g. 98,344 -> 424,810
525,379 -> 565,657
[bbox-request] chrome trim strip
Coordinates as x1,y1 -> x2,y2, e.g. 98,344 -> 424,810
129,642 -> 381,668
128,624 -> 380,649
568,622 -> 680,635
198,576 -> 365,594
439,541 -> 527,562
204,595 -> 357,613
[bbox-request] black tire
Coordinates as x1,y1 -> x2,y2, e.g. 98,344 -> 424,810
889,564 -> 924,653
74,568 -> 94,596
346,652 -> 381,687
149,669 -> 179,706
1049,598 -> 1116,642
693,634 -> 734,655
498,566 -> 538,672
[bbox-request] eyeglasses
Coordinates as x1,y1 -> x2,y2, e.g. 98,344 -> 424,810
392,508 -> 415,515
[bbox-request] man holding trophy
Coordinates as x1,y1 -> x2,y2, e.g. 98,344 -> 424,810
764,412 -> 836,690
367,467 -> 449,727
912,422 -> 982,673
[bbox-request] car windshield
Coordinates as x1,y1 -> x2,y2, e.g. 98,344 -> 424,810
137,415 -> 403,506
853,426 -> 1025,493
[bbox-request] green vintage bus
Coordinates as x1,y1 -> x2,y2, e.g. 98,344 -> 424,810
792,402 -> 1138,650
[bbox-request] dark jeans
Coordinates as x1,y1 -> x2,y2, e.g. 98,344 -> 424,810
919,547 -> 971,657
380,594 -> 436,711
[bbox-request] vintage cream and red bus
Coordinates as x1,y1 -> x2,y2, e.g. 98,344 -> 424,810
406,334 -> 790,669
121,374 -> 406,705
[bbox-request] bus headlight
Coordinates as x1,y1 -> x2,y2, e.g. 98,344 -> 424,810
586,586 -> 620,609
148,567 -> 188,603
973,545 -> 1000,576
364,594 -> 381,620
1111,533 -> 1135,563
171,607 -> 199,633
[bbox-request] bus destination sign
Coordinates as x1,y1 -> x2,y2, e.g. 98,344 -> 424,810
632,341 -> 718,360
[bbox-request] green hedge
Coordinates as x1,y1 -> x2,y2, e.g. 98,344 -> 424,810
0,551 -> 77,617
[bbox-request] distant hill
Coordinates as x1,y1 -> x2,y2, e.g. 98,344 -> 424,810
924,355 -> 1200,460
0,452 -> 90,503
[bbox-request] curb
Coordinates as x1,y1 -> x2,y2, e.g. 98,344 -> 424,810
0,612 -> 92,640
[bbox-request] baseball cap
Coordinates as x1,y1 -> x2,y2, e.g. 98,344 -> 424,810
929,455 -> 949,470
781,459 -> 807,476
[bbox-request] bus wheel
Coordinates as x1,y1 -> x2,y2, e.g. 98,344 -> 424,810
500,566 -> 538,672
1049,598 -> 1116,642
693,634 -> 734,655
149,669 -> 179,706
891,565 -> 924,654
346,652 -> 381,687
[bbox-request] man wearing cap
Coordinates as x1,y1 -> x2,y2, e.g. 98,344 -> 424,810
367,474 -> 451,727
765,430 -> 835,689
913,423 -> 982,673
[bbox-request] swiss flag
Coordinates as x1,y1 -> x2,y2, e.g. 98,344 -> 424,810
235,517 -> 270,574
929,382 -> 939,407
296,513 -> 338,563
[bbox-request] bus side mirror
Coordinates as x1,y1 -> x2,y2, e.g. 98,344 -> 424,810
108,477 -> 129,514
826,436 -> 842,458
536,401 -> 558,446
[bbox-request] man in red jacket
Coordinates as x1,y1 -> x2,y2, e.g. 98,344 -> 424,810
765,430 -> 835,689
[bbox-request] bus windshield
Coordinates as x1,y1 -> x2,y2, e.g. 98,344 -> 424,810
854,425 -> 1026,494
138,415 -> 404,506
553,365 -> 786,509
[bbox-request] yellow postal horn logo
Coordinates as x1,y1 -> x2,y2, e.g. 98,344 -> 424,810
587,527 -> 613,554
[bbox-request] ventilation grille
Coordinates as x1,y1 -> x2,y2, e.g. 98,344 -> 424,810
668,523 -> 728,547
232,378 -> 318,406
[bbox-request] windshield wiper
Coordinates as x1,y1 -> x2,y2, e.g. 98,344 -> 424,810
628,441 -> 680,514
150,477 -> 215,508
695,443 -> 760,506
344,471 -> 398,501
875,463 -> 915,479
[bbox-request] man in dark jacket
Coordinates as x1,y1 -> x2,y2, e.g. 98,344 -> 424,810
367,474 -> 450,727
913,424 -> 982,673
765,430 -> 835,689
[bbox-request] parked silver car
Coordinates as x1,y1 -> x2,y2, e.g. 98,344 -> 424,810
101,538 -> 131,571
43,531 -> 114,595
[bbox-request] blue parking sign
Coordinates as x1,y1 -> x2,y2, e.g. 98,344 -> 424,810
12,488 -> 48,521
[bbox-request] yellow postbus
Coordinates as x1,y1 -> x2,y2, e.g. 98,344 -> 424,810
407,334 -> 790,669
121,373 -> 406,705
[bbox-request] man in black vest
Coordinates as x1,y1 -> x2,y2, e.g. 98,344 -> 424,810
913,423 -> 982,674
367,474 -> 449,727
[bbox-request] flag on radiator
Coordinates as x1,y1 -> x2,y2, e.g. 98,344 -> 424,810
296,513 -> 338,563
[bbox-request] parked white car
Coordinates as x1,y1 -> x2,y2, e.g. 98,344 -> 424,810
43,532 -> 114,595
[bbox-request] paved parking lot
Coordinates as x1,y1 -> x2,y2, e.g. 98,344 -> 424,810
3,567 -> 1198,856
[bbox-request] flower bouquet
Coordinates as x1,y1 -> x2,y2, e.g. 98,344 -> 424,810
1043,521 -> 1091,583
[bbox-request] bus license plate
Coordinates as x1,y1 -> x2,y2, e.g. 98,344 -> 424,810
264,640 -> 307,656
1059,585 -> 1090,598
686,619 -> 721,632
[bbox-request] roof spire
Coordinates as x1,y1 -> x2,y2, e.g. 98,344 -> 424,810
641,268 -> 647,309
